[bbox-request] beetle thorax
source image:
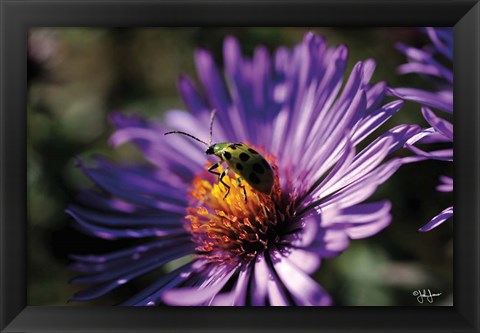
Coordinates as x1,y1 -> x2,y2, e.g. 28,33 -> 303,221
212,142 -> 230,157
205,143 -> 230,156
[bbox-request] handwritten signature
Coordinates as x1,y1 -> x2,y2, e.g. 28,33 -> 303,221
413,289 -> 442,304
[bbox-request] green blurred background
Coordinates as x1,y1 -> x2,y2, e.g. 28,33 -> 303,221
27,27 -> 453,306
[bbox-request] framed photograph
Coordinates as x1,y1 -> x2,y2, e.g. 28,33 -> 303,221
1,0 -> 479,332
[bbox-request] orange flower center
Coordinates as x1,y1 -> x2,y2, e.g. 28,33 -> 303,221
185,149 -> 295,264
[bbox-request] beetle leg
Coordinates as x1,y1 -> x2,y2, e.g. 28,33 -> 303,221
207,161 -> 222,176
219,168 -> 231,199
207,162 -> 231,199
236,177 -> 247,203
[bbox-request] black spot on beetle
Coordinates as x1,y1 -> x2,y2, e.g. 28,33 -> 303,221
253,163 -> 264,174
248,148 -> 258,154
223,151 -> 232,160
229,144 -> 237,150
239,153 -> 250,161
262,159 -> 271,169
235,143 -> 243,147
236,163 -> 243,170
249,172 -> 260,184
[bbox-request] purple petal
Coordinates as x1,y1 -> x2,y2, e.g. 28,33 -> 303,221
396,43 -> 434,64
318,158 -> 403,210
399,62 -> 452,83
389,87 -> 453,113
267,280 -> 290,306
361,58 -> 376,85
300,90 -> 367,187
177,75 -> 210,116
406,144 -> 453,161
69,245 -> 194,301
109,111 -> 148,129
195,49 -> 241,142
365,81 -> 387,113
70,236 -> 190,266
67,208 -> 187,240
109,114 -> 203,181
250,253 -> 269,306
352,100 -> 404,144
302,124 -> 420,213
270,249 -> 332,306
406,127 -> 448,145
210,264 -> 252,306
307,225 -> 351,259
306,138 -> 355,200
286,47 -> 348,158
232,265 -> 252,306
209,293 -> 236,306
421,107 -> 453,141
222,36 -> 254,140
374,124 -> 423,155
161,265 -> 238,305
283,215 -> 319,249
77,161 -> 187,214
121,261 -> 196,306
419,206 -> 453,232
75,190 -> 136,213
426,27 -> 453,61
68,204 -> 183,228
339,201 -> 392,239
284,248 -> 321,275
195,49 -> 231,112
396,37 -> 453,82
437,176 -> 453,192
414,130 -> 451,144
319,135 -> 393,199
164,109 -> 227,149
92,159 -> 189,200
277,45 -> 349,164
71,242 -> 194,284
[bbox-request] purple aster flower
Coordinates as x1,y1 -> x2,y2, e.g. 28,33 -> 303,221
68,32 -> 421,306
390,27 -> 453,232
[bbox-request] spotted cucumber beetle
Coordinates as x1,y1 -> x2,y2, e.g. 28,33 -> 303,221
164,110 -> 274,202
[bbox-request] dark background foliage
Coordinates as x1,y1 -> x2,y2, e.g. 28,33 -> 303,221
27,27 -> 453,306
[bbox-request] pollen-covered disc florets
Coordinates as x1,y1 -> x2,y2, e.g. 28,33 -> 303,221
185,152 -> 295,264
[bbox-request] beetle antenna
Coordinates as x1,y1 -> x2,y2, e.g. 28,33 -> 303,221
164,131 -> 209,147
209,109 -> 217,146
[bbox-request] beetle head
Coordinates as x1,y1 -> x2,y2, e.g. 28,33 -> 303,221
205,146 -> 215,155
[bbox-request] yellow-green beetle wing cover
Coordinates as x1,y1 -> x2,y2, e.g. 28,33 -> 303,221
221,143 -> 274,194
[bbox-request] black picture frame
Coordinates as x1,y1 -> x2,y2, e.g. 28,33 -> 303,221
1,0 -> 479,332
